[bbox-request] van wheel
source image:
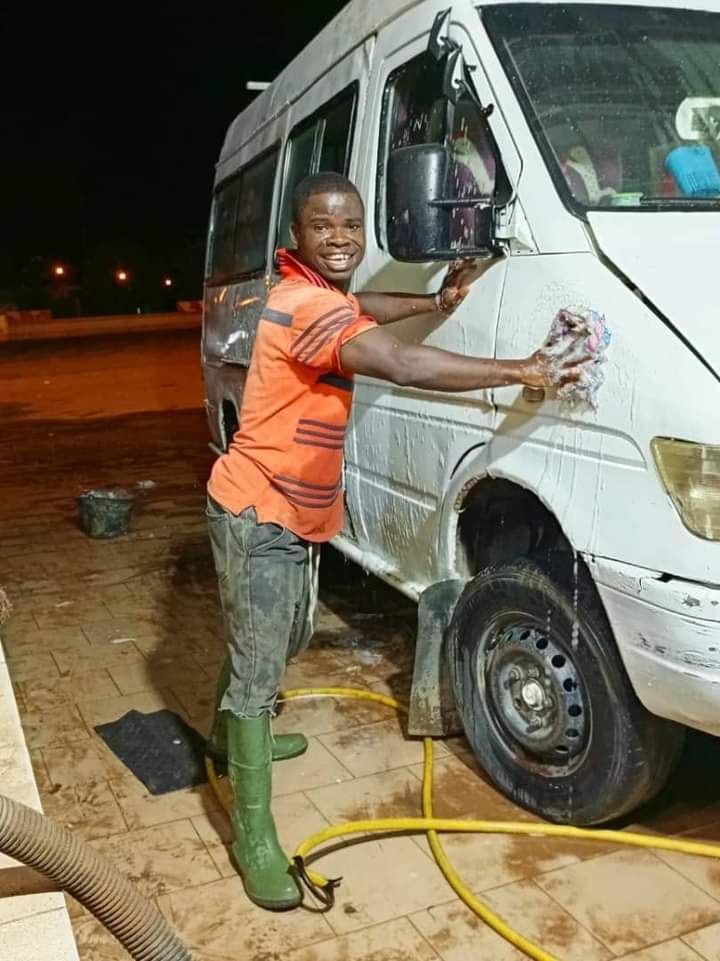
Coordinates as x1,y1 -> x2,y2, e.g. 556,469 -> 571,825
447,557 -> 684,825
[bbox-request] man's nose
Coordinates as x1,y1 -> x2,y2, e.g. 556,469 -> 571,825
327,228 -> 351,246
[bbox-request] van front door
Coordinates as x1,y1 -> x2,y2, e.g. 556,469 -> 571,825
346,4 -> 521,590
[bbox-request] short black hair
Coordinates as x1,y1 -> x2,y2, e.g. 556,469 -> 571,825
291,171 -> 363,223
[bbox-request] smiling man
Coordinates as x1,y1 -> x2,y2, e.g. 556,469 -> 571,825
205,172 -> 583,911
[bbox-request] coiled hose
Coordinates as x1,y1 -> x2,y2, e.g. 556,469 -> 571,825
0,793 -> 195,961
208,686 -> 720,961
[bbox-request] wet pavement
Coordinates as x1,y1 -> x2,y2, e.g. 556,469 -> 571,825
2,331 -> 720,961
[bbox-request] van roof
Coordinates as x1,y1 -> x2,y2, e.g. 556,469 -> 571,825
217,0 -> 716,171
218,0 -> 418,167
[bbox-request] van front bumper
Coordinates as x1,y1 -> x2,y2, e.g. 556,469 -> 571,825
587,556 -> 720,736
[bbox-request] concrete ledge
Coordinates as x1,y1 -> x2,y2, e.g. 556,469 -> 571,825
0,312 -> 201,343
0,634 -> 80,961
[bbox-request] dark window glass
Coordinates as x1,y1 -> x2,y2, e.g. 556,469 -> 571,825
207,146 -> 279,283
278,84 -> 358,246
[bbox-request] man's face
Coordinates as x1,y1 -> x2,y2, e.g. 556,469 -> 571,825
290,190 -> 366,289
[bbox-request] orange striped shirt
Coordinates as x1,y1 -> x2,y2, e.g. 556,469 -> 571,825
207,250 -> 377,541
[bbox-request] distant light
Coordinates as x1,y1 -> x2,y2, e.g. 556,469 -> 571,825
163,277 -> 173,288
116,269 -> 129,283
246,81 -> 270,91
52,264 -> 66,277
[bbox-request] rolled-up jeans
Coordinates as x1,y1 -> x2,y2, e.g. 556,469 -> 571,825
206,495 -> 319,717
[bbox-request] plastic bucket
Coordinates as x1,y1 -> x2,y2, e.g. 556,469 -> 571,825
78,489 -> 135,539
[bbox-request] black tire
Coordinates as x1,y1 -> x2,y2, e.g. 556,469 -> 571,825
447,556 -> 684,825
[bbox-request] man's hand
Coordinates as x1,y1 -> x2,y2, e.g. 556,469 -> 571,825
519,348 -> 590,389
437,255 -> 502,313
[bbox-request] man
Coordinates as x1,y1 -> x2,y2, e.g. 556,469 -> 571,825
205,172 -> 583,910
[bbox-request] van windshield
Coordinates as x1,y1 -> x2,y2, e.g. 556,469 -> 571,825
483,4 -> 720,210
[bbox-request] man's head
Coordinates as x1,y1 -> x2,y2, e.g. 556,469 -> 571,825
290,172 -> 366,290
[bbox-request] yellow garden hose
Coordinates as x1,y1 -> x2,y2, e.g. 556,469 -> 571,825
206,686 -> 720,961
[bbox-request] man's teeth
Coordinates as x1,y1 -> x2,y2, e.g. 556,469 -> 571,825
326,254 -> 351,263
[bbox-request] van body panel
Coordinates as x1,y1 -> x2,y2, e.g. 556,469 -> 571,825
492,251 -> 719,584
588,211 -> 720,379
589,556 -> 720,735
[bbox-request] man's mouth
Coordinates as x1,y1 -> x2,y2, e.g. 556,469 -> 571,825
321,252 -> 355,270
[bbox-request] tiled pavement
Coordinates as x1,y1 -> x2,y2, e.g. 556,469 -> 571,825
3,335 -> 720,961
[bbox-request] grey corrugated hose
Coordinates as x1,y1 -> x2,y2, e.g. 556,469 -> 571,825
0,794 -> 195,961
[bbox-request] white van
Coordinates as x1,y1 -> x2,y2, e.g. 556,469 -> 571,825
202,0 -> 720,825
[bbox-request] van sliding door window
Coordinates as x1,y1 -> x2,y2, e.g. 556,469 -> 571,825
278,83 -> 358,248
378,53 -> 502,250
206,145 -> 279,286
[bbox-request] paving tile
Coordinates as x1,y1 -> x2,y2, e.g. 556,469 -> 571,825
307,834 -> 455,935
170,680 -> 216,719
683,921 -> 720,960
52,643 -> 145,678
76,688 -> 185,728
18,669 -> 119,710
282,649 -> 355,689
40,780 -> 127,841
414,827 -> 581,894
0,908 -> 80,961
19,703 -> 90,749
70,914 -> 132,961
91,819 -> 221,898
409,753 -> 617,863
534,850 -> 720,956
319,717 -> 446,778
308,766 -> 422,823
272,736 -> 354,797
192,791 -> 330,878
0,626 -> 91,657
108,655 -> 207,695
655,821 -> 720,902
109,776 -> 220,830
81,618 -> 166,646
411,879 -> 613,961
43,735 -> 129,786
6,650 -> 61,683
617,941 -> 707,960
274,693 -> 388,738
0,888 -> 67,928
157,875 -> 334,957
287,917 -> 439,961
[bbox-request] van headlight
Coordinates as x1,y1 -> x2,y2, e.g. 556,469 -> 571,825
652,438 -> 720,541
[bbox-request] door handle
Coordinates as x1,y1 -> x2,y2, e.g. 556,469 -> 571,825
523,386 -> 545,403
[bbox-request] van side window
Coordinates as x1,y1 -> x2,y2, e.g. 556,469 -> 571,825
278,83 -> 358,247
207,146 -> 279,285
378,53 -> 502,248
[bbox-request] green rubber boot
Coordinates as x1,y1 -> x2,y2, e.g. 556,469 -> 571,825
205,660 -> 307,771
227,714 -> 301,910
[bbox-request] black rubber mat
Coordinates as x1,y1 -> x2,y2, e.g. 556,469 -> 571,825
94,709 -> 208,795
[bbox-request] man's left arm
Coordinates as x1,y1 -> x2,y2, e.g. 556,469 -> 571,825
356,257 -> 500,326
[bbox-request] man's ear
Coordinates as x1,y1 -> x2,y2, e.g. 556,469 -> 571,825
289,223 -> 298,246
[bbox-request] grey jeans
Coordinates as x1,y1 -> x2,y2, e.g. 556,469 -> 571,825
206,496 -> 319,717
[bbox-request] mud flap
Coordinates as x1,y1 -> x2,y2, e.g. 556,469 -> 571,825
408,578 -> 465,737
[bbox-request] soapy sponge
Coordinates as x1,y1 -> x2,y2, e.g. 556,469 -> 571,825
543,308 -> 611,409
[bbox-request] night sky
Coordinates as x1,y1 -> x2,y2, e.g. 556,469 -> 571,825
1,1 -> 346,312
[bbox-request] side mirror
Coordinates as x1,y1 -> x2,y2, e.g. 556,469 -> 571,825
387,143 -> 496,262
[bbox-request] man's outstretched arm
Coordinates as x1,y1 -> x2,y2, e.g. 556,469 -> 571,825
340,326 -> 586,392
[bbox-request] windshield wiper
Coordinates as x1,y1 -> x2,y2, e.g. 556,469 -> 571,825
638,195 -> 720,205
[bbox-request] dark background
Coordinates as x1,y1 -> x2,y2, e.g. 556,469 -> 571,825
0,1 -> 345,315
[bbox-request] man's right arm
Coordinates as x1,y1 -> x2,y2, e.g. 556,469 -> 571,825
340,326 -> 583,391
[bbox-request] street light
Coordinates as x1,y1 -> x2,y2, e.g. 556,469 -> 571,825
115,269 -> 129,283
52,264 -> 66,277
163,277 -> 173,288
